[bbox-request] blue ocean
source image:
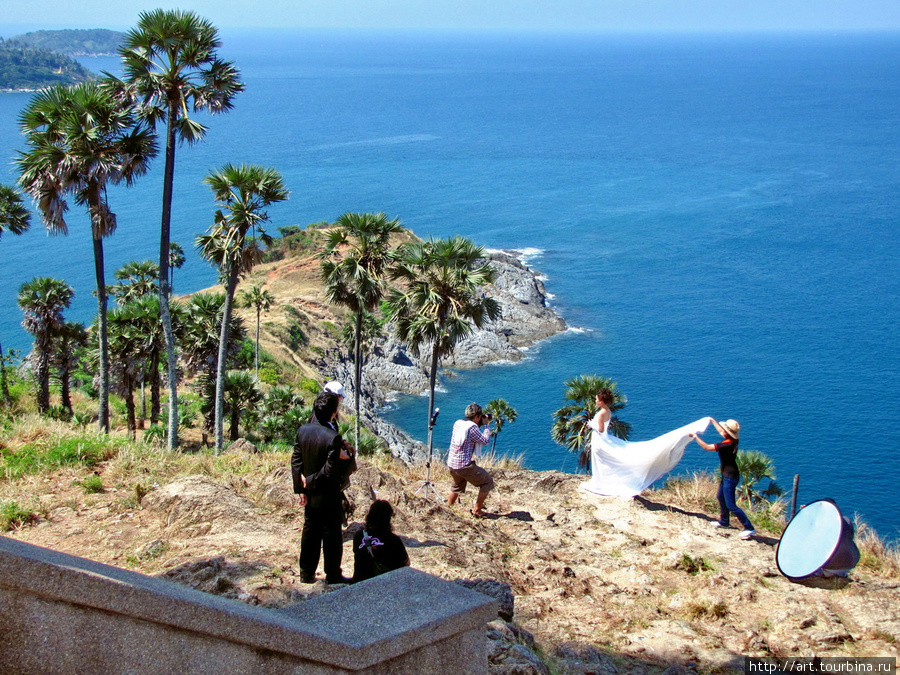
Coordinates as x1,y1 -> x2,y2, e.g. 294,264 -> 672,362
1,31 -> 897,542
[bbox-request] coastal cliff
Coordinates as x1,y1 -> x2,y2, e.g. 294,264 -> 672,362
318,250 -> 566,461
241,240 -> 566,462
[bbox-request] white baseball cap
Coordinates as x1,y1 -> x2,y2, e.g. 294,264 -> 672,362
324,381 -> 344,397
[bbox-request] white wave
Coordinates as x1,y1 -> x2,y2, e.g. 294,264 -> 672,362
566,326 -> 593,334
485,247 -> 546,265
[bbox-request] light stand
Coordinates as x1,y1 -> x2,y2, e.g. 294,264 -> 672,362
415,407 -> 443,501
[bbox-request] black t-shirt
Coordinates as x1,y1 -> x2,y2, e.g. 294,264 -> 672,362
715,437 -> 740,478
351,529 -> 410,584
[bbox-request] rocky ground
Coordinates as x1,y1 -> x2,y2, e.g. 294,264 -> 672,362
8,451 -> 898,675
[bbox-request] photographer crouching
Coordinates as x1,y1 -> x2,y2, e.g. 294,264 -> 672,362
446,403 -> 496,518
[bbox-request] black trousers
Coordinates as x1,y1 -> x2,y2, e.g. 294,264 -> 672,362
299,497 -> 344,580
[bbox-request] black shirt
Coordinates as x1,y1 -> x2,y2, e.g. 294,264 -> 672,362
351,529 -> 410,584
715,437 -> 740,478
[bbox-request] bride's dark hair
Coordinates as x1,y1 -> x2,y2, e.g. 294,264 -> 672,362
596,387 -> 614,405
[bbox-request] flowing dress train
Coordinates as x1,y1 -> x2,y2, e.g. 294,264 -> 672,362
581,415 -> 712,497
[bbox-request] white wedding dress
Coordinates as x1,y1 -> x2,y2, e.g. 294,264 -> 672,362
581,414 -> 712,497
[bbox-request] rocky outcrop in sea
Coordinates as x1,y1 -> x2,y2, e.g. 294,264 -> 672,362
319,251 -> 567,462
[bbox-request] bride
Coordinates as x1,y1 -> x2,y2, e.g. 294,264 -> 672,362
582,388 -> 711,497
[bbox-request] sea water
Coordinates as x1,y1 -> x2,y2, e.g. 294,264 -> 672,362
0,30 -> 897,541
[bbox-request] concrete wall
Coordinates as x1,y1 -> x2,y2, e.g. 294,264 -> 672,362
0,537 -> 497,674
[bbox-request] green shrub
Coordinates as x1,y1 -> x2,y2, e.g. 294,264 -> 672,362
258,367 -> 280,385
1,436 -> 120,479
0,501 -> 38,531
676,553 -> 714,575
77,473 -> 104,494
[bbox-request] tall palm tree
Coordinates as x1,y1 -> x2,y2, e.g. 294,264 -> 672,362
17,277 -> 74,413
17,81 -> 157,432
551,374 -> 631,470
386,236 -> 501,454
197,163 -> 287,452
0,184 -> 31,406
320,212 -> 405,449
168,241 -> 185,293
52,321 -> 88,415
238,283 -> 275,378
110,260 -> 159,304
484,398 -> 518,453
118,294 -> 167,425
107,304 -> 144,438
221,370 -> 262,441
119,8 -> 244,450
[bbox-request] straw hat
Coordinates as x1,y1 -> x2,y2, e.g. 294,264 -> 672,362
720,419 -> 740,440
324,381 -> 344,397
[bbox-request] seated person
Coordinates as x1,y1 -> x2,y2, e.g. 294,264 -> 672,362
352,500 -> 410,584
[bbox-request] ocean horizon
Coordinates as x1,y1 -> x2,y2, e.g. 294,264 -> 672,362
1,30 -> 897,542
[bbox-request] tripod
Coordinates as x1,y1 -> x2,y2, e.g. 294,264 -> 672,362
414,407 -> 443,502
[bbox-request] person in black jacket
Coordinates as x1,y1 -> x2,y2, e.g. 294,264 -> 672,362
352,500 -> 410,584
291,391 -> 357,584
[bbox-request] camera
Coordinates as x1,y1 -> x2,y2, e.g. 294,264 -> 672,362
482,413 -> 493,422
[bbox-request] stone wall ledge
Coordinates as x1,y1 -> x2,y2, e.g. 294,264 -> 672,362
0,536 -> 497,672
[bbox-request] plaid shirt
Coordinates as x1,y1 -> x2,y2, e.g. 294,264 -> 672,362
446,419 -> 491,470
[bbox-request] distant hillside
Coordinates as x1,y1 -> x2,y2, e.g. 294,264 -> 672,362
0,38 -> 94,90
9,29 -> 124,56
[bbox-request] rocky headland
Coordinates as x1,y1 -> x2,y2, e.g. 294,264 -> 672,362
247,244 -> 567,462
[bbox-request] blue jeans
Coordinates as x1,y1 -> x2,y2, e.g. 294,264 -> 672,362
717,475 -> 754,530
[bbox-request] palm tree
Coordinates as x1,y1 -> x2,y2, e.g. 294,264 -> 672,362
551,375 -> 630,470
222,370 -> 262,441
386,236 -> 501,454
484,399 -> 518,453
119,8 -> 244,450
18,277 -> 74,412
110,260 -> 159,304
168,241 -> 185,293
116,294 -> 168,425
736,449 -> 783,505
320,212 -> 405,449
52,321 -> 88,415
107,304 -> 145,438
0,184 -> 31,406
196,164 -> 286,452
17,81 -> 157,433
238,283 -> 275,377
258,384 -> 307,443
0,184 -> 31,241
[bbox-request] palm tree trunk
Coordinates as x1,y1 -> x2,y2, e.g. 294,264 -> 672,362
60,363 -> 72,415
426,342 -> 440,462
91,223 -> 110,434
149,348 -> 161,425
0,338 -> 9,406
159,104 -> 179,450
255,307 -> 261,378
354,311 -> 362,450
230,405 -> 240,441
214,266 -> 240,453
36,332 -> 52,413
124,371 -> 136,440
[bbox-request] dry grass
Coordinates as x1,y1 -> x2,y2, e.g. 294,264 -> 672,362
653,471 -> 787,536
854,515 -> 900,577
